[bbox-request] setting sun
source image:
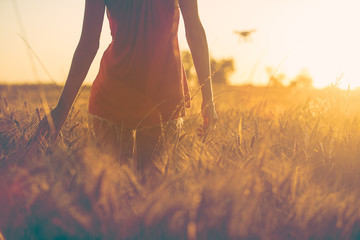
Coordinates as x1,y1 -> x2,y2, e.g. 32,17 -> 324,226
280,0 -> 360,89
211,0 -> 360,89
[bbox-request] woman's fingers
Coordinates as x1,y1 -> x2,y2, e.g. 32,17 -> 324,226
197,109 -> 218,137
27,107 -> 67,151
31,115 -> 56,142
32,118 -> 50,142
34,107 -> 65,141
26,118 -> 48,151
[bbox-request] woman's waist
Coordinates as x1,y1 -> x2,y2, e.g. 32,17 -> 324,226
90,112 -> 183,131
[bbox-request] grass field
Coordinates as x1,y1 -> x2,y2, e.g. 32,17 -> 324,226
1,83 -> 360,239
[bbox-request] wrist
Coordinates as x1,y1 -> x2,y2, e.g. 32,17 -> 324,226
201,100 -> 215,109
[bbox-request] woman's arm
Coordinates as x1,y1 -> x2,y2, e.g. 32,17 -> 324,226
179,0 -> 218,133
34,0 -> 105,140
56,0 -> 105,118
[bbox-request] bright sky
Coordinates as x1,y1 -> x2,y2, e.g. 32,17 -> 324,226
1,0 -> 360,89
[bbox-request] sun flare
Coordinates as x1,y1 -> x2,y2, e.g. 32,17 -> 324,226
282,0 -> 360,89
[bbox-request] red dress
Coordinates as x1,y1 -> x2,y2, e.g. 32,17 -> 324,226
89,0 -> 190,128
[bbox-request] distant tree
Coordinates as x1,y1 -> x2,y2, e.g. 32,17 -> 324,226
266,67 -> 286,87
181,51 -> 235,85
289,70 -> 313,88
211,58 -> 235,85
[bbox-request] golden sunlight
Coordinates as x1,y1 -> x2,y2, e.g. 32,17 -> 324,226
282,0 -> 360,89
3,1 -> 360,239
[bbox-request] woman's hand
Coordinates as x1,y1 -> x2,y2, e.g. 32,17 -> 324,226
31,105 -> 68,144
198,102 -> 218,137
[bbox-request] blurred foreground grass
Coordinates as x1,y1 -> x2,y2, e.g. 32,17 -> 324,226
1,84 -> 360,239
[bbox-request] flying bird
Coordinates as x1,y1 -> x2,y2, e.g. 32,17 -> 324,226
234,29 -> 256,42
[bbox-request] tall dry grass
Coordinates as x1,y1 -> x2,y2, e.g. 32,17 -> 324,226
1,84 -> 360,239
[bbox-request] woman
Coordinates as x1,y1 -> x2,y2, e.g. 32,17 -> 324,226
35,0 -> 218,171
